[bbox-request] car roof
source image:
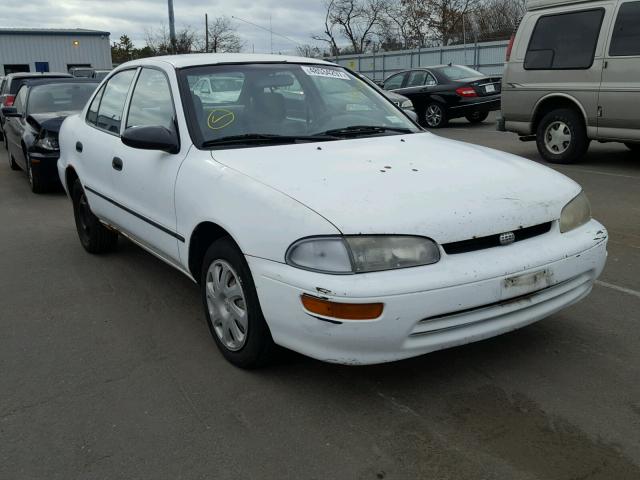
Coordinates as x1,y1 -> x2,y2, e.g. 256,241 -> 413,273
117,53 -> 335,69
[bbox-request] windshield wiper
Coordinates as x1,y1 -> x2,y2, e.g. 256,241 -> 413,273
201,133 -> 338,148
314,125 -> 414,137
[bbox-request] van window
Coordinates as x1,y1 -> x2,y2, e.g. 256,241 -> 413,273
524,9 -> 604,70
610,2 -> 640,56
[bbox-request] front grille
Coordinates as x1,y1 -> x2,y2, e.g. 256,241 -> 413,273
442,222 -> 552,255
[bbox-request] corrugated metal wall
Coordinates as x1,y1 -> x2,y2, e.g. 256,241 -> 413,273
326,40 -> 509,81
0,33 -> 112,74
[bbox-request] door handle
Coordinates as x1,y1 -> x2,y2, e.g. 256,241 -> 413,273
75,141 -> 83,152
112,156 -> 123,171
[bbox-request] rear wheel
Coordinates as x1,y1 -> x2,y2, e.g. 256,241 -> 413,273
201,237 -> 275,368
465,111 -> 489,124
536,108 -> 589,164
71,178 -> 118,253
624,142 -> 640,153
422,102 -> 448,128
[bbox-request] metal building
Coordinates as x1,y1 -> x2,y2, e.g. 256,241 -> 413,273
0,28 -> 112,75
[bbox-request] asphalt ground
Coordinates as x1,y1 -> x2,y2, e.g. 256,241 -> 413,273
1,114 -> 639,479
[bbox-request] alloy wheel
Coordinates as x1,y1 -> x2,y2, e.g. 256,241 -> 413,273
205,260 -> 248,351
544,121 -> 572,155
425,104 -> 443,127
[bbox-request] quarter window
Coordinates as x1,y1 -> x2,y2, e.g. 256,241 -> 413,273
95,69 -> 136,134
86,84 -> 105,126
406,71 -> 429,87
13,87 -> 27,113
126,68 -> 175,130
610,2 -> 640,56
383,73 -> 406,90
524,9 -> 604,70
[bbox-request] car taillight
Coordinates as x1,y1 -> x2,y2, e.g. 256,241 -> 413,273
455,87 -> 477,98
505,33 -> 515,61
3,95 -> 15,107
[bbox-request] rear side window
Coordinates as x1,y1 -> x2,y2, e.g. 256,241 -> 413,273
525,9 -> 605,70
384,73 -> 406,90
13,87 -> 27,113
610,2 -> 640,56
126,68 -> 175,130
95,69 -> 136,134
86,84 -> 105,126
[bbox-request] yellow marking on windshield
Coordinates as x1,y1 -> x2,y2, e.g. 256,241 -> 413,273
207,109 -> 235,130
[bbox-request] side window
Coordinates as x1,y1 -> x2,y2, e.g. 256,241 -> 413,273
383,73 -> 406,90
406,71 -> 428,87
126,68 -> 175,131
524,9 -> 605,70
610,2 -> 640,56
425,73 -> 437,86
96,69 -> 136,134
13,87 -> 27,113
86,84 -> 105,126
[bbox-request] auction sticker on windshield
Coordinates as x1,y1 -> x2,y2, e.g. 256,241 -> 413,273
301,66 -> 351,80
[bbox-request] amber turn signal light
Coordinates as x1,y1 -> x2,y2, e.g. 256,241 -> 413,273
301,294 -> 383,320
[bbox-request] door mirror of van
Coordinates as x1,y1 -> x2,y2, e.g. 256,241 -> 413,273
121,125 -> 179,154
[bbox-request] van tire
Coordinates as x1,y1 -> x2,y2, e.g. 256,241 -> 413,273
536,108 -> 589,164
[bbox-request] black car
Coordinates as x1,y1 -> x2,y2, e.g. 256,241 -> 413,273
381,65 -> 501,128
2,79 -> 98,192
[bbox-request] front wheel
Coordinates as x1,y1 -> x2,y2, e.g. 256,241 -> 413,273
422,102 -> 448,128
71,178 -> 118,253
536,108 -> 589,164
27,156 -> 46,193
201,237 -> 275,368
465,111 -> 489,124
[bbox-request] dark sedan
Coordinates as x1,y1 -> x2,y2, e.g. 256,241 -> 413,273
2,79 -> 98,192
381,65 -> 501,128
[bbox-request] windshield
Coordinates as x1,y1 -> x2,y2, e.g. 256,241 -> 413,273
28,83 -> 98,115
436,65 -> 484,80
179,63 -> 419,148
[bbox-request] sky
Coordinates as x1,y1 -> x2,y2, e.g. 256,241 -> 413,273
0,0 -> 328,54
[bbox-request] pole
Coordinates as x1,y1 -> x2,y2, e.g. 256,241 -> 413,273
168,0 -> 176,54
270,15 -> 273,54
205,13 -> 209,53
463,13 -> 467,65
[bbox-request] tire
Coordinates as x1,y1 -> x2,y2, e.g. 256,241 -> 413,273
465,111 -> 489,124
624,142 -> 640,153
8,153 -> 20,170
421,102 -> 448,128
27,156 -> 46,193
201,237 -> 275,368
536,108 -> 589,164
71,178 -> 118,253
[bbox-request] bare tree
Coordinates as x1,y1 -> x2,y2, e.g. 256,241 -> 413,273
312,0 -> 340,56
423,0 -> 481,46
205,16 -> 243,53
296,44 -> 323,58
145,24 -> 198,55
331,0 -> 387,53
470,0 -> 526,41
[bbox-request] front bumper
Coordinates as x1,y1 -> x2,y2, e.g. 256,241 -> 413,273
29,151 -> 61,183
248,220 -> 607,365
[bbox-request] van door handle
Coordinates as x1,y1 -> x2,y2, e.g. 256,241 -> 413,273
112,156 -> 123,171
75,141 -> 83,152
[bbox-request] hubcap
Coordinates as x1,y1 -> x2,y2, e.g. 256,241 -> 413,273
425,105 -> 442,127
544,121 -> 572,154
205,260 -> 248,351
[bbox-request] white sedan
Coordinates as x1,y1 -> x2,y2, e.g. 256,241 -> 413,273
57,54 -> 608,368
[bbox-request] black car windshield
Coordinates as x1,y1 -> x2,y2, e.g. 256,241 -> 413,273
28,83 -> 98,115
436,65 -> 484,80
179,63 -> 419,148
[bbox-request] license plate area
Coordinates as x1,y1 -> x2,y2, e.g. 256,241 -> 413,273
485,84 -> 496,93
504,269 -> 552,292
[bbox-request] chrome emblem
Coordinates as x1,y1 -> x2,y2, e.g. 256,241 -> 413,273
499,231 -> 516,246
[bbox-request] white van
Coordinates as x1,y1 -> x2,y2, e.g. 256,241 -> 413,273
499,0 -> 640,163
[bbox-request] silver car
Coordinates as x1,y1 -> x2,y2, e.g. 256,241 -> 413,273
499,0 -> 640,163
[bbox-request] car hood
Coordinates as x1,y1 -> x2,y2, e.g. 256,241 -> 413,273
209,133 -> 580,244
26,111 -> 78,133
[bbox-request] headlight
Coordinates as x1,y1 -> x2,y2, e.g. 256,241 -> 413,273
34,132 -> 59,151
560,191 -> 591,233
400,99 -> 413,109
286,236 -> 440,274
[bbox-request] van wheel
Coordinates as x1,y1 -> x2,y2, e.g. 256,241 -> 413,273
201,237 -> 275,369
466,111 -> 489,124
422,102 -> 448,128
71,178 -> 118,253
624,143 -> 640,153
536,109 -> 589,164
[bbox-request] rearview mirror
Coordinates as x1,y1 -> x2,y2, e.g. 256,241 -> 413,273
121,126 -> 179,154
2,107 -> 21,118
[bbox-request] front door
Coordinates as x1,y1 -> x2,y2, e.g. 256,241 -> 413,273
111,67 -> 187,264
598,0 -> 640,141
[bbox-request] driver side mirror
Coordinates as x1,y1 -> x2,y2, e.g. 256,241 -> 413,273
2,107 -> 21,118
121,125 -> 179,154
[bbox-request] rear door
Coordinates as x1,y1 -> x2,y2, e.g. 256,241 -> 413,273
111,67 -> 187,264
598,0 -> 640,141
